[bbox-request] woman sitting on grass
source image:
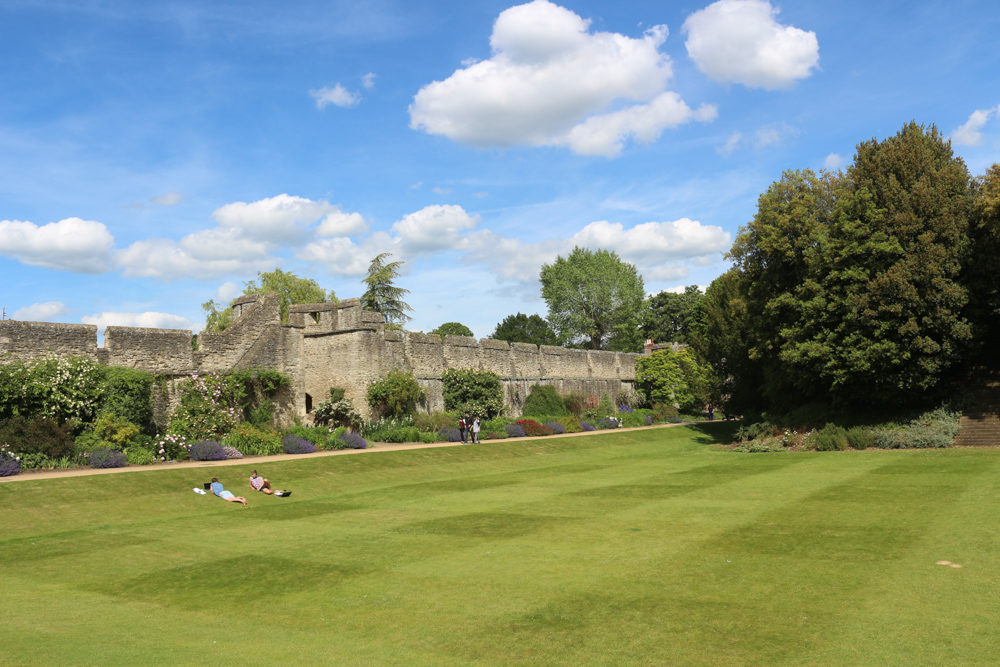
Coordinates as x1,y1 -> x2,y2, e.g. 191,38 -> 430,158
249,470 -> 274,495
210,477 -> 247,507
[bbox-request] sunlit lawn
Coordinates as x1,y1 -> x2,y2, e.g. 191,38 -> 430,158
2,423 -> 998,666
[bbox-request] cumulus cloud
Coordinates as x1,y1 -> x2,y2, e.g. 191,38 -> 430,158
216,281 -> 241,302
951,106 -> 999,147
361,72 -> 376,89
213,193 -> 346,244
0,217 -> 114,273
316,210 -> 369,237
409,0 -> 715,157
432,187 -> 452,195
824,153 -> 843,169
683,0 -> 819,90
115,194 -> 365,280
151,192 -> 183,206
82,311 -> 198,333
12,301 -> 70,322
310,84 -> 360,109
458,216 -> 730,285
298,204 -> 479,276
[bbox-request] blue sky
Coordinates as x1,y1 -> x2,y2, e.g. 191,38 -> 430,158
1,0 -> 998,339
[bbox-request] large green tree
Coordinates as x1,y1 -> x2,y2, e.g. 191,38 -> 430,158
965,163 -> 1000,347
202,268 -> 336,332
730,122 -> 974,407
539,247 -> 645,351
430,322 -> 474,340
641,286 -> 706,346
692,270 -> 763,414
361,253 -> 413,330
490,313 -> 559,347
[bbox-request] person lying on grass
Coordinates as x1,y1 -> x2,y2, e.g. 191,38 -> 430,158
210,477 -> 247,506
249,470 -> 274,495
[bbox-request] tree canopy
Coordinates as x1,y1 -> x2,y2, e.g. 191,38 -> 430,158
490,313 -> 559,347
727,122 -> 976,409
641,286 -> 706,346
202,268 -> 336,332
539,246 -> 644,351
361,253 -> 413,330
430,322 -> 474,339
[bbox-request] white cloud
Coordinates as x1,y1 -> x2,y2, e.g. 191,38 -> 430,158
824,152 -> 843,169
661,284 -> 707,294
683,0 -> 819,90
0,217 -> 114,273
717,130 -> 742,156
115,237 -> 277,280
216,281 -> 241,302
299,204 -> 480,277
82,311 -> 198,333
409,0 -> 715,157
151,192 -> 183,206
951,106 -> 999,147
472,192 -> 489,198
432,187 -> 452,195
12,301 -> 70,322
361,72 -> 376,89
213,193 -> 343,244
459,216 -> 729,285
393,205 -> 479,254
316,210 -> 369,237
310,84 -> 361,109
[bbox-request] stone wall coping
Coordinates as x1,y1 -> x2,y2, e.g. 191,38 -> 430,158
443,334 -> 478,347
510,342 -> 540,352
288,303 -> 340,313
105,326 -> 192,335
408,332 -> 444,346
479,338 -> 510,350
231,294 -> 258,306
1,321 -> 97,332
383,330 -> 404,342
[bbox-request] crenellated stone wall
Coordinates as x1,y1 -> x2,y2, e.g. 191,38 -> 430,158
1,292 -> 640,420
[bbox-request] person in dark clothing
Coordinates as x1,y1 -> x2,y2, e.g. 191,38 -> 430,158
458,413 -> 469,443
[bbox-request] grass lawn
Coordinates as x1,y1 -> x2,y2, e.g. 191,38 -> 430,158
2,423 -> 999,666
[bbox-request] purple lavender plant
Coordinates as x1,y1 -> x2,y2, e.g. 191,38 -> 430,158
0,452 -> 21,477
580,421 -> 596,432
544,422 -> 566,434
338,432 -> 368,449
597,417 -> 620,429
90,448 -> 127,469
223,446 -> 243,459
282,436 -> 317,454
505,423 -> 526,438
188,440 -> 227,461
439,426 -> 462,442
644,415 -> 654,426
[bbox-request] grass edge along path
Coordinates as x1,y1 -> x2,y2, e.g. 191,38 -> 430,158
0,421 -> 694,484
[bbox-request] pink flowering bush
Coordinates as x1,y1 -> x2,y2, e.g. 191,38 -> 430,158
167,373 -> 240,440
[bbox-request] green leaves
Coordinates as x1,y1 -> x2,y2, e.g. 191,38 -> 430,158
361,253 -> 413,329
539,246 -> 644,351
367,369 -> 423,419
441,368 -> 504,418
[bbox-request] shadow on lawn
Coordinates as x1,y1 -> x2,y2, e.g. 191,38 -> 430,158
685,420 -> 741,445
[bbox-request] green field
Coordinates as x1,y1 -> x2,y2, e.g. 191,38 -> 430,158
2,424 -> 999,666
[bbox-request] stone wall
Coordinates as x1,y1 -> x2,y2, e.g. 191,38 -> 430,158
0,292 -> 640,420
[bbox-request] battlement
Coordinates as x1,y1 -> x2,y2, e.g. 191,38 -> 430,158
1,292 -> 640,419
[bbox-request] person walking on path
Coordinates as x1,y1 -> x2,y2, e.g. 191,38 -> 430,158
210,477 -> 247,506
459,413 -> 470,443
471,417 -> 481,444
